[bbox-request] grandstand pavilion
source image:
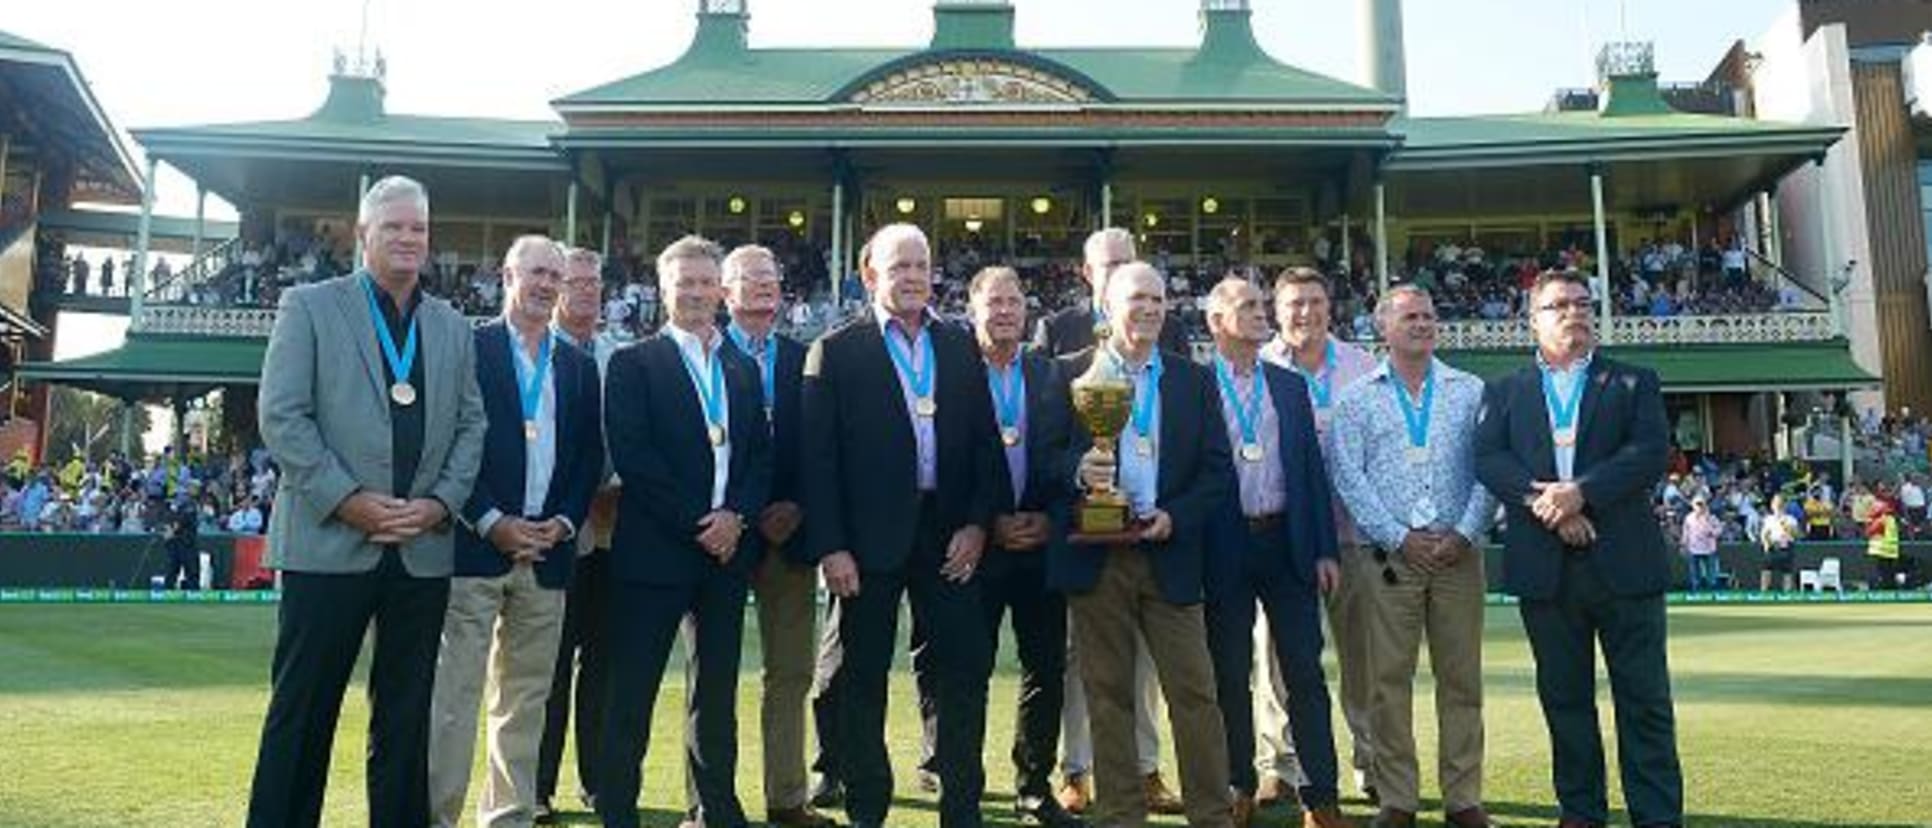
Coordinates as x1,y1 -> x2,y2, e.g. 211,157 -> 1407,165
15,0 -> 1883,464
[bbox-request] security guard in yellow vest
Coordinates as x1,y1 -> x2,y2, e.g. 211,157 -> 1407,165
1866,503 -> 1904,590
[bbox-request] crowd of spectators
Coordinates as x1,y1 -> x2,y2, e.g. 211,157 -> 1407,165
1,446 -> 276,537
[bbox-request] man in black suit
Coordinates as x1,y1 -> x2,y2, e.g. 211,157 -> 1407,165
1195,278 -> 1350,828
959,266 -> 1085,828
1473,270 -> 1682,828
1053,262 -> 1234,828
599,235 -> 772,828
802,223 -> 1004,828
689,244 -> 833,828
1032,228 -> 1188,816
430,235 -> 603,828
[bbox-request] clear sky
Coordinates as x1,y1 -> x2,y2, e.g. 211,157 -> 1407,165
13,0 -> 1795,220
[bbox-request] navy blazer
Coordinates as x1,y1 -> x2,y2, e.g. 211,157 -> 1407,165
455,321 -> 603,589
800,314 -> 1005,572
1030,305 -> 1191,359
982,349 -> 1075,577
604,333 -> 773,586
1473,354 -> 1671,600
723,331 -> 809,563
1048,346 -> 1232,606
1203,362 -> 1339,601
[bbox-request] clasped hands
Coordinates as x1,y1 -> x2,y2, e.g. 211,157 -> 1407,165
1395,528 -> 1473,576
1527,480 -> 1597,548
336,491 -> 449,547
486,515 -> 571,564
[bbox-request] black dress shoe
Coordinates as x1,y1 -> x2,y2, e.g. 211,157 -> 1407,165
1015,794 -> 1088,828
808,777 -> 845,809
534,799 -> 557,825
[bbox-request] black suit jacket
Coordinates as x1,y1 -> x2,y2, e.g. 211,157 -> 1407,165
801,313 -> 1005,573
455,321 -> 602,588
1047,346 -> 1232,605
1203,363 -> 1339,599
605,333 -> 773,586
1473,354 -> 1671,600
981,349 -> 1075,577
1030,305 -> 1190,359
723,331 -> 809,562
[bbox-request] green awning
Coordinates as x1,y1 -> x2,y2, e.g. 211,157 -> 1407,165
1441,341 -> 1880,393
16,334 -> 265,401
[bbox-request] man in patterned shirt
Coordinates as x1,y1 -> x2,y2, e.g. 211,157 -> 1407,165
1329,285 -> 1497,828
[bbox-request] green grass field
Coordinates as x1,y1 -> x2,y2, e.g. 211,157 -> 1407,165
1,603 -> 1929,827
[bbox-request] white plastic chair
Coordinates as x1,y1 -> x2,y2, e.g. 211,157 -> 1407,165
1798,568 -> 1820,592
1818,557 -> 1844,595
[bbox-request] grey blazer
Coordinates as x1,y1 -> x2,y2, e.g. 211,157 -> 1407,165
257,273 -> 487,577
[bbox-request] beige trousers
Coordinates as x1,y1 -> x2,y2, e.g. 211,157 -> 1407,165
1322,541 -> 1379,792
428,565 -> 567,828
1366,545 -> 1486,814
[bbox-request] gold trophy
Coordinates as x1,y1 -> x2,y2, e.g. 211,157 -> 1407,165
1068,351 -> 1141,544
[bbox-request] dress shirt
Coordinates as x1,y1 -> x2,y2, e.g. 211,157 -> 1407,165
667,323 -> 732,509
1111,346 -> 1163,518
873,306 -> 939,491
1538,350 -> 1595,482
1261,335 -> 1377,542
475,322 -> 561,542
1328,357 -> 1497,551
986,352 -> 1029,508
1215,356 -> 1285,517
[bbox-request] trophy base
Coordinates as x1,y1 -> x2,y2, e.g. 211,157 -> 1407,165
1069,498 -> 1143,546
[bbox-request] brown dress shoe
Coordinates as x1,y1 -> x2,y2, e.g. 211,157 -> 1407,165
1445,805 -> 1496,828
1368,808 -> 1416,828
767,805 -> 837,827
1303,804 -> 1357,828
1057,773 -> 1093,815
1144,772 -> 1184,815
1231,791 -> 1257,828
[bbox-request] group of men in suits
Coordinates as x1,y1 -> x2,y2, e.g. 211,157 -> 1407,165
244,173 -> 1685,828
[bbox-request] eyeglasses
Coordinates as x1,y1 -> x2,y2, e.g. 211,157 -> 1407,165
1371,547 -> 1398,585
1536,298 -> 1594,315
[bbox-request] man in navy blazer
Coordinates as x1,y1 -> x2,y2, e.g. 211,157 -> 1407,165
1194,278 -> 1349,828
802,224 -> 1004,828
428,236 -> 602,828
1052,262 -> 1235,828
1473,270 -> 1682,828
599,236 -> 772,828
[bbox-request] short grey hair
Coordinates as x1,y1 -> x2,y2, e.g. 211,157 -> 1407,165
1083,227 -> 1136,263
503,235 -> 563,271
722,244 -> 779,283
862,223 -> 929,270
1203,276 -> 1256,319
657,235 -> 724,286
1375,283 -> 1434,319
562,246 -> 604,273
357,175 -> 429,226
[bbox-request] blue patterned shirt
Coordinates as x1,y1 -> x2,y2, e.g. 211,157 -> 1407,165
1328,357 -> 1497,550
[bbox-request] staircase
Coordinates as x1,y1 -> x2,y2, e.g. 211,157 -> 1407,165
144,236 -> 241,305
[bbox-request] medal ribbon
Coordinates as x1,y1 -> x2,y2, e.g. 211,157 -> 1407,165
1129,352 -> 1164,445
884,321 -> 935,402
986,356 -> 1025,439
678,339 -> 727,439
727,323 -> 776,409
1291,340 -> 1338,410
1541,362 -> 1586,440
510,329 -> 554,430
1388,361 -> 1435,450
361,274 -> 418,388
1213,356 -> 1266,450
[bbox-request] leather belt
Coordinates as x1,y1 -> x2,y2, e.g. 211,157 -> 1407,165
1245,512 -> 1284,533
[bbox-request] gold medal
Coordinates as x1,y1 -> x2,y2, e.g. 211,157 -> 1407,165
708,424 -> 727,446
914,397 -> 937,418
1553,428 -> 1577,448
1405,445 -> 1430,464
390,382 -> 417,407
523,421 -> 538,442
1135,435 -> 1155,457
1240,443 -> 1264,463
1001,426 -> 1021,447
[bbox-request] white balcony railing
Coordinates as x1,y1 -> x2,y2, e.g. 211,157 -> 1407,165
132,305 -> 495,338
1431,312 -> 1839,350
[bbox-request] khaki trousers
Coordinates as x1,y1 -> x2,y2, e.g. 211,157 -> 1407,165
1367,545 -> 1486,814
1069,548 -> 1231,828
428,565 -> 567,828
1323,541 -> 1379,791
1251,604 -> 1307,785
684,551 -> 821,813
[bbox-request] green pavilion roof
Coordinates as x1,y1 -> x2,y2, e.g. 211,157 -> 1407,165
0,27 -> 143,203
16,335 -> 265,401
1391,111 -> 1845,169
1442,341 -> 1878,393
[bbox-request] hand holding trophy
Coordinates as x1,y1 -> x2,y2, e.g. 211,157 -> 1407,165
1068,350 -> 1144,544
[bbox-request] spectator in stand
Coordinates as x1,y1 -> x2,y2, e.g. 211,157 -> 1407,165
1681,497 -> 1724,592
1757,494 -> 1799,593
228,495 -> 266,534
1803,488 -> 1836,541
1865,501 -> 1905,590
99,256 -> 115,295
162,490 -> 201,590
1900,474 -> 1927,534
70,254 -> 90,295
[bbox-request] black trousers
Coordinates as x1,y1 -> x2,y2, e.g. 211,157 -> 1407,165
597,573 -> 749,828
1519,552 -> 1683,827
245,552 -> 450,828
815,589 -> 939,786
537,548 -> 611,803
1205,526 -> 1342,806
166,543 -> 200,590
819,500 -> 993,827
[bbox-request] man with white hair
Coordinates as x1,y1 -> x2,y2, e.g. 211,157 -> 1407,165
802,223 -> 1004,828
429,236 -> 604,828
1054,261 -> 1234,828
247,175 -> 488,828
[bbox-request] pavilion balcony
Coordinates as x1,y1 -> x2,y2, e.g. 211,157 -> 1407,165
1426,311 -> 1842,349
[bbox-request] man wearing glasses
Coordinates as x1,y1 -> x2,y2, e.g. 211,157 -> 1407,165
1329,285 -> 1496,828
1473,270 -> 1682,828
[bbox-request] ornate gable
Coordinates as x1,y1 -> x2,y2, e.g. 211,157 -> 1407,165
846,57 -> 1098,106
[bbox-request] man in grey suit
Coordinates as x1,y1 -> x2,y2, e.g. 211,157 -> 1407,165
246,174 -> 488,828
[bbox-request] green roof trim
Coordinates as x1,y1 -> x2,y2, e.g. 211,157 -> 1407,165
1441,341 -> 1878,392
17,335 -> 266,400
0,29 -> 55,52
1390,111 -> 1844,169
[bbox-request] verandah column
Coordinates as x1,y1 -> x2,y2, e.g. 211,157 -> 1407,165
1590,163 -> 1613,344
